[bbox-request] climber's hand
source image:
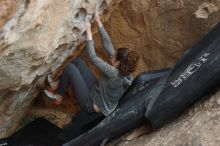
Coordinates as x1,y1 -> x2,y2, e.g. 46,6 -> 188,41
94,10 -> 100,22
94,10 -> 102,27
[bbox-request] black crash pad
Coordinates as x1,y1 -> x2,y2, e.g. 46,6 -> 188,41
62,69 -> 170,146
145,21 -> 220,128
58,111 -> 105,142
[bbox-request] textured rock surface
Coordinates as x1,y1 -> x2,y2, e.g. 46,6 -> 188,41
1,0 -> 220,144
84,0 -> 220,76
0,0 -> 19,28
84,0 -> 220,145
112,90 -> 220,146
0,0 -> 120,138
30,107 -> 73,128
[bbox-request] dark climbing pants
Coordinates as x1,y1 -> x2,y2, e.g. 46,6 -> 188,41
57,57 -> 97,113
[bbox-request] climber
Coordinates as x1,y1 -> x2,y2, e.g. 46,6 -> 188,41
44,11 -> 140,116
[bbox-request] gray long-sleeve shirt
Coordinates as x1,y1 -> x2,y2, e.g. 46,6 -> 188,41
86,27 -> 132,116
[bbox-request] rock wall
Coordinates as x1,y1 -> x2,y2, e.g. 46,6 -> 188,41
82,0 -> 220,145
1,0 -> 220,143
0,0 -> 120,138
83,0 -> 220,76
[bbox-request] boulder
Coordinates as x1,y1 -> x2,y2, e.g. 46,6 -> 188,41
0,0 -> 120,138
83,0 -> 220,76
1,0 -> 220,143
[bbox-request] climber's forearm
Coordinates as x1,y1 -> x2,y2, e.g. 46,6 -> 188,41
96,19 -> 103,28
98,26 -> 115,58
86,23 -> 93,40
86,30 -> 93,40
94,11 -> 115,58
